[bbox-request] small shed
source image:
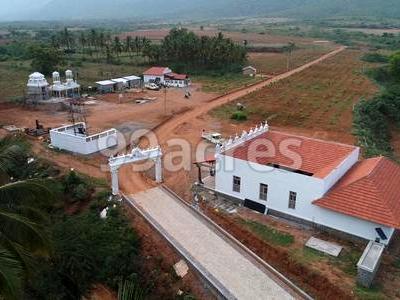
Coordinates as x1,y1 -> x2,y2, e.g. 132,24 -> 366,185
242,66 -> 257,76
96,80 -> 116,93
123,75 -> 141,88
111,78 -> 129,91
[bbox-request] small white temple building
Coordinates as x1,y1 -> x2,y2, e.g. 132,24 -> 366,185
50,70 -> 80,99
26,72 -> 50,101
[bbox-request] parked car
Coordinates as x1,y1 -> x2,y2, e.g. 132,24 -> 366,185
145,83 -> 160,91
201,131 -> 225,144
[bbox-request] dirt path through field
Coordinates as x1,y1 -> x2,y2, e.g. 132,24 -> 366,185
118,46 -> 346,194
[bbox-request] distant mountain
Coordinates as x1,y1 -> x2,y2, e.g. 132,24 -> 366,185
2,0 -> 400,22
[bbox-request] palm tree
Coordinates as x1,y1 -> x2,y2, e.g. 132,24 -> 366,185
283,42 -> 296,71
113,37 -> 123,58
125,36 -> 133,58
79,32 -> 87,55
118,279 -> 146,300
0,136 -> 53,300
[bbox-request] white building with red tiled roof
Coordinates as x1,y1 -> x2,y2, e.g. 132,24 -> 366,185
211,123 -> 399,244
143,67 -> 190,87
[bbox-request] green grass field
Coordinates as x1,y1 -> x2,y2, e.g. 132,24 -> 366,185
238,218 -> 294,246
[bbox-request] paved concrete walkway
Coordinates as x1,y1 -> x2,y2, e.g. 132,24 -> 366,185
129,187 -> 295,300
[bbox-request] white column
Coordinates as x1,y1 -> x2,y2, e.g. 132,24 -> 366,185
155,157 -> 163,183
111,168 -> 119,195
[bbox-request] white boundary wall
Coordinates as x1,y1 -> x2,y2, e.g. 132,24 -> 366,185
50,123 -> 117,155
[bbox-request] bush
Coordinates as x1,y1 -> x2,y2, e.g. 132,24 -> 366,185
361,52 -> 389,63
63,171 -> 92,202
25,207 -> 140,299
231,110 -> 248,121
353,87 -> 400,157
72,183 -> 90,201
366,67 -> 393,84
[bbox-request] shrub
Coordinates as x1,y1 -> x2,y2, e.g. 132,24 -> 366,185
63,171 -> 93,202
25,207 -> 140,299
72,183 -> 90,201
231,110 -> 248,121
361,52 -> 389,63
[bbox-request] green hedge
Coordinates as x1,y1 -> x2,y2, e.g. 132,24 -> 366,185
353,87 -> 400,157
231,110 -> 248,121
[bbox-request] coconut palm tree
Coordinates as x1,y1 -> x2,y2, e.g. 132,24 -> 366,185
0,136 -> 52,300
283,42 -> 296,71
118,279 -> 147,300
125,36 -> 133,58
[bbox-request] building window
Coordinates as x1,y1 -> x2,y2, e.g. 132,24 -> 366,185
288,191 -> 297,209
233,176 -> 241,193
259,184 -> 268,201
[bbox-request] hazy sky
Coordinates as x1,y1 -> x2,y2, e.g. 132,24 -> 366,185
0,0 -> 51,19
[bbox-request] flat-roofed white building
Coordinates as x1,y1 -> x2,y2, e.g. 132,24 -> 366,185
50,122 -> 117,155
123,75 -> 141,88
111,78 -> 129,91
96,80 -> 116,93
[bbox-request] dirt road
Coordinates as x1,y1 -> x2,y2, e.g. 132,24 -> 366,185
118,46 -> 346,194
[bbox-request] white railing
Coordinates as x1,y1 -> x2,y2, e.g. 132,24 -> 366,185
215,121 -> 269,154
109,146 -> 162,169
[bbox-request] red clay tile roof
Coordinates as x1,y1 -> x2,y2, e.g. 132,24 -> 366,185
195,155 -> 216,164
143,67 -> 169,76
313,157 -> 400,228
165,72 -> 188,80
223,130 -> 358,178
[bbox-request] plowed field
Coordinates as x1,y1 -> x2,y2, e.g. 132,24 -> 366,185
212,49 -> 378,143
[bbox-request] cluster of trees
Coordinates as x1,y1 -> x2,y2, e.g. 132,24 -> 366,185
49,27 -> 247,73
0,137 -> 146,299
361,52 -> 389,63
1,27 -> 247,76
353,52 -> 400,157
50,28 -> 151,61
145,28 -> 247,73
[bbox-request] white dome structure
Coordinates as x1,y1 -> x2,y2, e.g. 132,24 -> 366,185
65,70 -> 73,84
50,70 -> 80,99
27,72 -> 49,88
26,72 -> 50,101
52,71 -> 61,85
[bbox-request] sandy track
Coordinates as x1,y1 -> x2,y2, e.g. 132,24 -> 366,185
119,46 -> 346,194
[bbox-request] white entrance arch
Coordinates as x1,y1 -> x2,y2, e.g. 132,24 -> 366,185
108,146 -> 163,195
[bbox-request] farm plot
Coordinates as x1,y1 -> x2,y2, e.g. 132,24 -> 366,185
119,27 -> 319,46
248,45 -> 335,75
211,50 -> 378,137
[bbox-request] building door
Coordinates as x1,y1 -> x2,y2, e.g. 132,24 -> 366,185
244,199 -> 266,214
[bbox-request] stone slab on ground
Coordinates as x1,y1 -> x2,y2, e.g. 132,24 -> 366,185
174,259 -> 189,278
306,236 -> 342,257
130,187 -> 295,300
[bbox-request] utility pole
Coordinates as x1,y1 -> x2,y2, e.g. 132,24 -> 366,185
164,85 -> 167,116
